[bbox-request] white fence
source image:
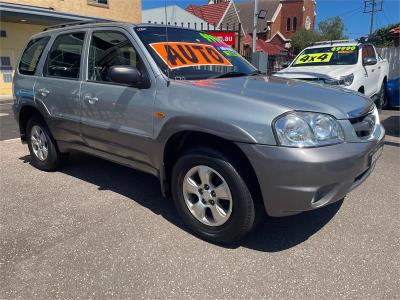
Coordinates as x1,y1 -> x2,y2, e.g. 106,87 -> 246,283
376,47 -> 400,80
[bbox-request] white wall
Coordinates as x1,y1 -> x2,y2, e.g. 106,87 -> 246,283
377,47 -> 400,80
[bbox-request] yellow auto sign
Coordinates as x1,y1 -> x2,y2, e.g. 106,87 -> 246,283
295,52 -> 333,64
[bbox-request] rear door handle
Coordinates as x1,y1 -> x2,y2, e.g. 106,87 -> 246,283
38,88 -> 50,97
84,95 -> 99,104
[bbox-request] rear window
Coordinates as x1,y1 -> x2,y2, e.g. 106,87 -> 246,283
18,37 -> 50,75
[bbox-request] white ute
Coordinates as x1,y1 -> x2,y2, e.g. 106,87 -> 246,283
276,40 -> 389,108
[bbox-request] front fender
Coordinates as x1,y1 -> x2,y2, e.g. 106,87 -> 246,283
151,115 -> 258,168
157,115 -> 258,145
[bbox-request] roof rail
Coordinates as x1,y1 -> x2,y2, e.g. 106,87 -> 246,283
312,39 -> 357,46
43,20 -> 112,31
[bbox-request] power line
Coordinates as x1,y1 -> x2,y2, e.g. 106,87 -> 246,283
382,10 -> 393,25
363,0 -> 384,35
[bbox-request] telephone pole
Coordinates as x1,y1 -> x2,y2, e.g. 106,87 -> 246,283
364,0 -> 383,35
252,0 -> 259,53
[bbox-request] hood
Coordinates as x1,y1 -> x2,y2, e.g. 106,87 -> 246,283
276,65 -> 358,80
179,75 -> 372,119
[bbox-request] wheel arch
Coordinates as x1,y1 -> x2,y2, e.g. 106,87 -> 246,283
19,105 -> 47,141
161,130 -> 264,212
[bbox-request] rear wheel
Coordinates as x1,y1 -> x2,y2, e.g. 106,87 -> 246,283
26,116 -> 68,171
171,148 -> 256,244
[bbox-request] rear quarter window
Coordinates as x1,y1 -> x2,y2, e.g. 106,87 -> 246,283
18,36 -> 50,75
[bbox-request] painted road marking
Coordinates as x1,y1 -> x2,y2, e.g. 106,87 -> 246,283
0,113 -> 9,117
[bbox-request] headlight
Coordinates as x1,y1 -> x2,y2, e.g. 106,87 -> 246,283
325,73 -> 354,86
274,112 -> 345,147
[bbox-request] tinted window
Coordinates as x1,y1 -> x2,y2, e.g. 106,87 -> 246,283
44,32 -> 85,79
88,31 -> 142,82
134,26 -> 256,80
362,45 -> 376,59
19,37 -> 50,75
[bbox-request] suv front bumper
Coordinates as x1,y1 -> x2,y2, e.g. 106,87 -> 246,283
237,125 -> 385,217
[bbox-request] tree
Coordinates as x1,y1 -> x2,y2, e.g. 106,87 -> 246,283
290,29 -> 321,54
369,23 -> 400,47
290,16 -> 347,54
318,16 -> 347,41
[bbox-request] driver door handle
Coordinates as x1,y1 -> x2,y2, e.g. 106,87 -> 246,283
84,95 -> 99,104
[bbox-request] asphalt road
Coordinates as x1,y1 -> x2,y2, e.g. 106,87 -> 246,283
0,105 -> 399,299
0,101 -> 18,141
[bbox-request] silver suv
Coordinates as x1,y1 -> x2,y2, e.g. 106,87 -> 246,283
13,22 -> 385,243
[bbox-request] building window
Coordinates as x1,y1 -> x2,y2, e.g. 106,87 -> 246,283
3,73 -> 13,83
88,0 -> 108,7
0,57 -> 12,71
0,30 -> 6,38
293,17 -> 297,31
286,18 -> 291,31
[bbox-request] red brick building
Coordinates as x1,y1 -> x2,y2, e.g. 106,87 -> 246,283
237,0 -> 316,49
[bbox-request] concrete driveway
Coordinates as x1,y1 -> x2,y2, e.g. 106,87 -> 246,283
0,108 -> 399,299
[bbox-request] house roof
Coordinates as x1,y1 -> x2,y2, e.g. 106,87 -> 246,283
244,34 -> 287,56
185,1 -> 230,26
142,5 -> 207,27
236,0 -> 281,33
389,26 -> 400,35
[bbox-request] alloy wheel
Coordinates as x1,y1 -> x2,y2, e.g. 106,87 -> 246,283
182,165 -> 233,227
30,125 -> 49,161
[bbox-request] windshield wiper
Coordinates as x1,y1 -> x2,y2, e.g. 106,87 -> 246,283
209,70 -> 262,79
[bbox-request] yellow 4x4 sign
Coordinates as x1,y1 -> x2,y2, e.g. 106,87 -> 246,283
295,52 -> 333,64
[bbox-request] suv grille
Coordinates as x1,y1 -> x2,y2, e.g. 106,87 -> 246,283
349,112 -> 375,139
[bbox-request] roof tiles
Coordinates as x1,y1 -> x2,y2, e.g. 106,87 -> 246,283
186,1 -> 230,25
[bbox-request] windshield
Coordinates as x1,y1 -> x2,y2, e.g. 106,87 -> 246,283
292,45 -> 359,67
134,26 -> 257,80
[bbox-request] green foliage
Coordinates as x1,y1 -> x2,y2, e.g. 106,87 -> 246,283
290,16 -> 347,54
370,23 -> 400,48
318,16 -> 347,41
290,29 -> 321,54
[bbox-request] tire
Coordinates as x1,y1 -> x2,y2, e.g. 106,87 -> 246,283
26,116 -> 68,171
379,81 -> 388,109
171,148 -> 256,244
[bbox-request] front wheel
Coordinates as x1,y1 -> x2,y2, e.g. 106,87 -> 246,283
377,81 -> 388,109
171,149 -> 256,244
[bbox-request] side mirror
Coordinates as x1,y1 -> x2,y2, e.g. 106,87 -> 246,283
109,65 -> 142,86
363,57 -> 377,66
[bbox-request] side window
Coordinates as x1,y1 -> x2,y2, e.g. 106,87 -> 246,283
19,37 -> 50,75
88,31 -> 142,83
362,45 -> 375,59
44,32 -> 85,79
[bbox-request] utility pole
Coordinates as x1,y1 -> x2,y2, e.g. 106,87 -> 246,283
364,0 -> 383,35
252,0 -> 259,53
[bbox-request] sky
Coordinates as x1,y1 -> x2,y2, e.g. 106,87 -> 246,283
141,0 -> 400,39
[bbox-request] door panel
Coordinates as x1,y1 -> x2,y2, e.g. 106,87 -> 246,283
34,31 -> 85,143
35,77 -> 82,142
362,45 -> 379,96
80,30 -> 154,165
